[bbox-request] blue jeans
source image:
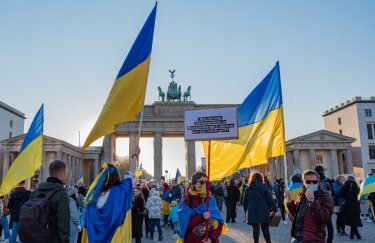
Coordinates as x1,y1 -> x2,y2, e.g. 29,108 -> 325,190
10,221 -> 18,243
1,217 -> 10,239
149,218 -> 162,238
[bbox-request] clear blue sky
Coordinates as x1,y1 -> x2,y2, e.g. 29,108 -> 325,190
1,1 -> 374,177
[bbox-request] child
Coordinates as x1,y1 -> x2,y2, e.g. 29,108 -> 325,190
168,201 -> 180,238
146,188 -> 163,241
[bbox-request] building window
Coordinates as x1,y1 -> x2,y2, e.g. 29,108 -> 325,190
9,132 -> 12,139
371,169 -> 375,174
316,155 -> 323,164
369,145 -> 375,160
339,129 -> 343,135
10,120 -> 13,127
338,118 -> 342,125
365,109 -> 372,117
368,124 -> 374,139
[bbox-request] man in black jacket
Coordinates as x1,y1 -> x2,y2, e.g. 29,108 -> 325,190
8,180 -> 31,243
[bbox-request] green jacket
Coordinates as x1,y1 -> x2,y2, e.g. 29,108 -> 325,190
30,177 -> 70,243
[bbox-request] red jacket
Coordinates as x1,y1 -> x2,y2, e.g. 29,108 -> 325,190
287,188 -> 334,243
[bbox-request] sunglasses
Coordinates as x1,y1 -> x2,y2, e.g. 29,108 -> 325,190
305,180 -> 319,185
197,180 -> 206,185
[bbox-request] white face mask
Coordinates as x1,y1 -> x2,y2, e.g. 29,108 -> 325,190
305,184 -> 318,192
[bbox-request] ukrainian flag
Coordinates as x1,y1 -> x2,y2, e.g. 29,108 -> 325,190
175,168 -> 185,184
203,62 -> 286,180
77,171 -> 84,184
0,104 -> 44,196
359,174 -> 375,198
82,3 -> 157,150
135,163 -> 143,177
82,163 -> 133,242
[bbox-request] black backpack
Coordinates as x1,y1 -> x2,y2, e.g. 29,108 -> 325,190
19,188 -> 64,242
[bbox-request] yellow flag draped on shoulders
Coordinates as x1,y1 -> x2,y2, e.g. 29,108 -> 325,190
82,3 -> 157,150
203,62 -> 286,180
0,104 -> 44,196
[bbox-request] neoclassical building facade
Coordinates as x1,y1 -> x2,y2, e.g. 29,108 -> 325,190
0,134 -> 101,188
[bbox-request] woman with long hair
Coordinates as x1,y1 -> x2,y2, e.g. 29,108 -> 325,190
141,183 -> 150,238
132,186 -> 146,243
339,176 -> 362,240
243,172 -> 280,243
81,146 -> 139,242
68,187 -> 80,243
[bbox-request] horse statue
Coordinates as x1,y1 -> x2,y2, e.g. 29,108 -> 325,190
183,86 -> 191,101
158,86 -> 165,102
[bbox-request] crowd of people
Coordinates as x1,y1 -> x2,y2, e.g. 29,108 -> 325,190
0,146 -> 374,243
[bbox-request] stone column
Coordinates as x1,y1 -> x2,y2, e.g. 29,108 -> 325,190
276,156 -> 282,179
2,152 -> 10,179
338,151 -> 345,174
287,151 -> 294,178
293,150 -> 300,172
346,148 -> 354,174
102,134 -> 116,164
330,150 -> 339,178
66,154 -> 71,185
185,141 -> 196,179
309,149 -> 316,170
281,156 -> 286,179
129,132 -> 138,160
56,151 -> 62,160
154,132 -> 163,181
75,157 -> 80,182
270,158 -> 277,182
94,158 -> 100,176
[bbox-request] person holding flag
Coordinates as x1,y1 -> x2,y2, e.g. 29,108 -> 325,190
177,171 -> 226,243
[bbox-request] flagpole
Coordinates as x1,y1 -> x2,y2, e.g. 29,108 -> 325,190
137,111 -> 144,145
205,140 -> 211,241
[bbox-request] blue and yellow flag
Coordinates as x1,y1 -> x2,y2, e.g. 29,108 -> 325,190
135,163 -> 143,177
175,168 -> 185,184
77,171 -> 84,184
203,62 -> 286,180
82,3 -> 157,150
0,104 -> 44,196
82,163 -> 133,243
359,174 -> 375,198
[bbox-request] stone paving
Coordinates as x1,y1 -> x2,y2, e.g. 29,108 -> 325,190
141,205 -> 375,243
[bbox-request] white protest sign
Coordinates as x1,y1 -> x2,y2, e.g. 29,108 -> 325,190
184,106 -> 239,141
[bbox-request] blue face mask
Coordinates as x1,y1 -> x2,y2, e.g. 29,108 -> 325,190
305,184 -> 319,192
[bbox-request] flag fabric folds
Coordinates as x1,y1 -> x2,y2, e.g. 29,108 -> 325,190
203,62 -> 286,180
0,104 -> 44,196
135,163 -> 143,177
359,174 -> 375,198
82,3 -> 157,150
77,171 -> 84,184
175,168 -> 185,184
81,163 -> 133,242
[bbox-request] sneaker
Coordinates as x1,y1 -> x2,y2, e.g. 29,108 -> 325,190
360,216 -> 364,220
158,236 -> 163,241
282,220 -> 288,224
367,219 -> 373,223
171,234 -> 179,239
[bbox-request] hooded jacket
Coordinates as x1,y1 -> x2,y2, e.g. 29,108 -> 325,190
146,188 -> 163,219
30,177 -> 70,243
8,187 -> 31,223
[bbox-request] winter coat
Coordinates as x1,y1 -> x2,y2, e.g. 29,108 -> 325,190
339,180 -> 362,227
69,198 -> 80,243
146,188 -> 163,219
287,188 -> 334,242
243,180 -> 278,224
132,195 -> 145,238
168,205 -> 179,223
168,185 -> 182,202
275,184 -> 285,203
7,187 -> 31,223
30,177 -> 70,243
227,185 -> 240,206
332,182 -> 345,206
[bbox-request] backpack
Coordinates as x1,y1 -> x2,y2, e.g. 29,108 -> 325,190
216,186 -> 224,197
18,188 -> 64,242
320,178 -> 333,196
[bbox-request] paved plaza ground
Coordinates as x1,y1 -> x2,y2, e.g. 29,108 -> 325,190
141,206 -> 375,243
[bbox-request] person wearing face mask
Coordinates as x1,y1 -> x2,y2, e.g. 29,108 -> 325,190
177,171 -> 226,243
285,170 -> 334,243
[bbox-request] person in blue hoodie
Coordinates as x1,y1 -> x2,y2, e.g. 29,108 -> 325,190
168,200 -> 180,237
333,175 -> 347,236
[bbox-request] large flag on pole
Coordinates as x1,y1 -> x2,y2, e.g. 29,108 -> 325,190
82,3 -> 157,150
203,62 -> 286,180
175,168 -> 185,184
0,104 -> 44,196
